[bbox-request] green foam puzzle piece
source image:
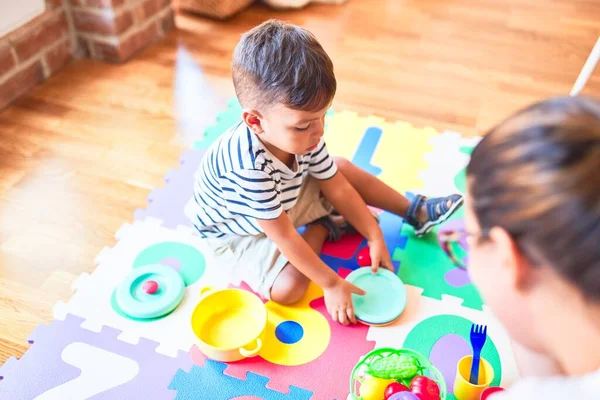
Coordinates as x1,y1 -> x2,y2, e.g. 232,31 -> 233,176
395,144 -> 483,309
403,314 -> 502,399
394,202 -> 484,310
193,97 -> 243,150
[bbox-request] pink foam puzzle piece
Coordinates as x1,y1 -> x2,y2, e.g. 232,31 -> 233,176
321,233 -> 364,260
191,278 -> 374,400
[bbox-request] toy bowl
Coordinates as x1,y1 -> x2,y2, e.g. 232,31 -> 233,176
191,287 -> 267,362
349,347 -> 447,400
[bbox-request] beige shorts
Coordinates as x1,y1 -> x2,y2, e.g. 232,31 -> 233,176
204,176 -> 333,299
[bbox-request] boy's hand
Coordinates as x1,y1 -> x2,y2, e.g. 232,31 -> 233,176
323,278 -> 366,325
368,234 -> 394,274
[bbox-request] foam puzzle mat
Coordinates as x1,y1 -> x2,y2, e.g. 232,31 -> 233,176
0,99 -> 520,400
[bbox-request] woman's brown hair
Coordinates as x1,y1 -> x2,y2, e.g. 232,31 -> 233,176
467,96 -> 600,300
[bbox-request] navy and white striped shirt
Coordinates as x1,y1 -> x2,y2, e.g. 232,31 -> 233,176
185,121 -> 338,238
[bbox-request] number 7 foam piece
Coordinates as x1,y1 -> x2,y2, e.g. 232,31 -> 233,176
0,314 -> 192,400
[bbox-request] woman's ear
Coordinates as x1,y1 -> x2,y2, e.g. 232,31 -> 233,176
242,109 -> 264,134
488,226 -> 533,292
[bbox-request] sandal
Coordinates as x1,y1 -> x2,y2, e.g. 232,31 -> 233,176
312,209 -> 380,242
405,194 -> 464,237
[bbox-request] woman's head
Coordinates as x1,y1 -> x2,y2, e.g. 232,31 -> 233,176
465,96 -> 600,352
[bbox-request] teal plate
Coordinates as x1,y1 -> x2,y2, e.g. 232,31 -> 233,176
116,264 -> 185,319
346,267 -> 407,325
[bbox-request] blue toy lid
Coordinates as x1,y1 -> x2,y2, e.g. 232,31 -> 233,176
116,264 -> 185,319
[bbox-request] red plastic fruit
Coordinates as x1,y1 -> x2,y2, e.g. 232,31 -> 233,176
384,382 -> 409,399
410,376 -> 440,400
143,280 -> 159,294
357,246 -> 372,267
481,387 -> 505,400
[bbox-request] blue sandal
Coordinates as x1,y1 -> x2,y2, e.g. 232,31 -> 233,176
405,194 -> 464,237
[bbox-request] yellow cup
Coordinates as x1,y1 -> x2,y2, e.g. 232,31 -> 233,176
453,355 -> 494,400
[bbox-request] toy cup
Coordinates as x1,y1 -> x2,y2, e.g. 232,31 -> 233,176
453,356 -> 494,400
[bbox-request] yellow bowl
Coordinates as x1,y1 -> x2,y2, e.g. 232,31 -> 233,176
191,287 -> 267,362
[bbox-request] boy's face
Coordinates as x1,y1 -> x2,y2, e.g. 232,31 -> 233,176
244,102 -> 330,157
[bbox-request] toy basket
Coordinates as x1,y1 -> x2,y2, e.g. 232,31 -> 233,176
349,348 -> 447,400
175,0 -> 255,19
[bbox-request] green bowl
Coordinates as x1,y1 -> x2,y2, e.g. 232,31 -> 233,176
349,347 -> 447,400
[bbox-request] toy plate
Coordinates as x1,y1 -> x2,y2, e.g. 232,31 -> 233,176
116,264 -> 185,319
346,267 -> 407,325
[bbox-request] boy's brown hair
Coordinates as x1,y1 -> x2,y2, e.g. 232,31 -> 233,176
232,19 -> 336,112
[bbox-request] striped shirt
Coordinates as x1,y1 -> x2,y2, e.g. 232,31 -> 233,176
184,121 -> 338,238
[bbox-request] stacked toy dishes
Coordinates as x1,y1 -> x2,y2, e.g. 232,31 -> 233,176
346,267 -> 408,326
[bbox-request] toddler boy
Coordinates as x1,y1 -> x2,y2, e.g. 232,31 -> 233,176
185,20 -> 463,325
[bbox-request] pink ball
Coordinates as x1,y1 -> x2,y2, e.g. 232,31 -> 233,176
143,280 -> 159,294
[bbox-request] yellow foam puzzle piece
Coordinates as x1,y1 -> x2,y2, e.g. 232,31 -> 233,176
325,111 -> 437,194
259,281 -> 330,366
372,122 -> 437,193
324,111 -> 386,161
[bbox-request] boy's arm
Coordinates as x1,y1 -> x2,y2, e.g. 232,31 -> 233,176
258,213 -> 339,288
257,213 -> 365,323
318,171 -> 393,272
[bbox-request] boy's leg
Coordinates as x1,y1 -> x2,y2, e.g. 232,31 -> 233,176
333,157 -> 463,235
269,222 -> 329,305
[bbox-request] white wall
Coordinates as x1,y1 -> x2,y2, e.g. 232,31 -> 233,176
0,0 -> 46,38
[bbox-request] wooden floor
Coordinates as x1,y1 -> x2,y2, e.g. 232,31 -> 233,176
1,0 -> 599,364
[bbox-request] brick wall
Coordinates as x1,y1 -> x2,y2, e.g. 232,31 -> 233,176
0,0 -> 175,110
72,0 -> 174,63
0,0 -> 74,109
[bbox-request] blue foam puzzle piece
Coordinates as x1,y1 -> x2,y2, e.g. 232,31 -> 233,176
351,126 -> 383,176
169,360 -> 313,400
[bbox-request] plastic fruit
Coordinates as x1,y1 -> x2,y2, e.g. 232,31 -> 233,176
359,377 -> 394,400
357,246 -> 372,267
409,375 -> 440,400
389,392 -> 420,400
384,382 -> 410,399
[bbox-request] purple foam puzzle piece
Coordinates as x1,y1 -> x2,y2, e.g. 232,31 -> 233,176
445,267 -> 471,287
429,334 -> 472,394
134,148 -> 207,229
0,314 -> 192,399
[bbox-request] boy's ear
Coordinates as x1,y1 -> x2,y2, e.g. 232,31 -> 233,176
242,109 -> 264,134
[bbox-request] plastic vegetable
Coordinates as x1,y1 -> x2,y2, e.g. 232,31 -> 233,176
384,382 -> 409,399
359,377 -> 395,400
409,375 -> 441,400
367,354 -> 420,380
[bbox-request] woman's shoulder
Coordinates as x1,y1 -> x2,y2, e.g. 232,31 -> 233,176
491,368 -> 600,400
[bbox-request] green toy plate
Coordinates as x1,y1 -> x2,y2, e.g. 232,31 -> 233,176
346,267 -> 407,325
116,264 -> 185,319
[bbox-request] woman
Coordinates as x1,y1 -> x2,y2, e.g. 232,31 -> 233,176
463,95 -> 600,398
